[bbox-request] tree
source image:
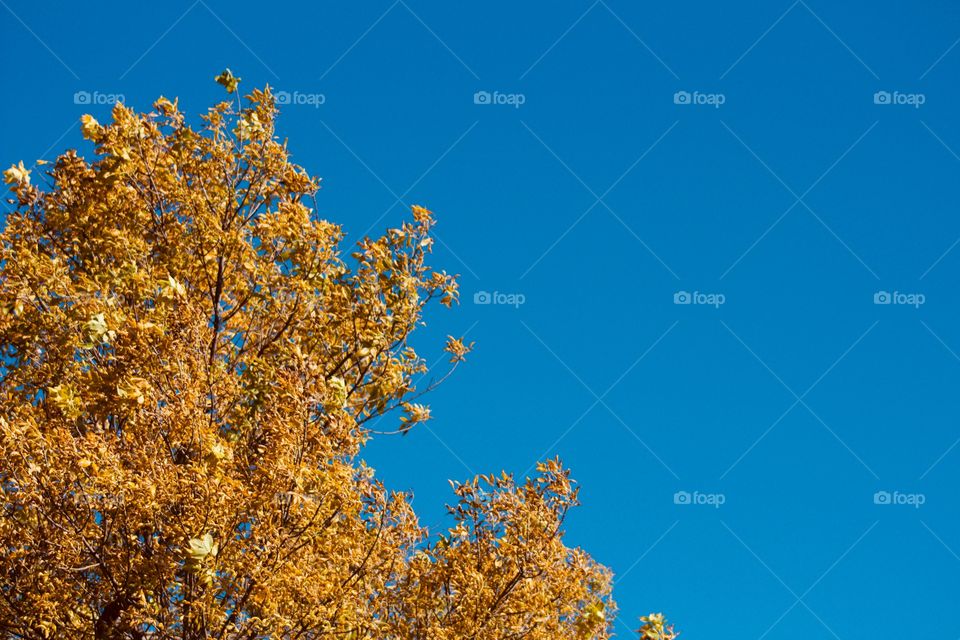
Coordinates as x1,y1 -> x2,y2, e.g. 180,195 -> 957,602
0,71 -> 675,640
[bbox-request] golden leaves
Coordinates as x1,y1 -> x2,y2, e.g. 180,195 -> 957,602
444,335 -> 474,363
639,613 -> 678,640
585,601 -> 606,623
48,383 -> 81,419
3,160 -> 30,186
214,68 -> 241,93
234,111 -> 263,139
153,95 -> 176,116
398,402 -> 430,434
80,114 -> 102,141
208,440 -> 226,460
83,312 -> 114,347
160,274 -> 186,300
576,601 -> 607,638
325,376 -> 348,411
0,73 -> 664,640
186,533 -> 219,587
116,377 -> 149,405
411,204 -> 432,223
187,533 -> 218,561
403,461 -> 619,639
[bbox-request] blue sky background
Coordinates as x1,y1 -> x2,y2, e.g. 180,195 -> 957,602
3,1 -> 960,637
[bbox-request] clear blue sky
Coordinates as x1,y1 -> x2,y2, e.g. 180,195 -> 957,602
3,1 -> 960,636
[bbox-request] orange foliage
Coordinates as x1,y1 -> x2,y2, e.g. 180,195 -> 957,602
0,74 -> 671,639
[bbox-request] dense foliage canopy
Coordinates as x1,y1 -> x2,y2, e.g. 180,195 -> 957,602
0,71 -> 675,640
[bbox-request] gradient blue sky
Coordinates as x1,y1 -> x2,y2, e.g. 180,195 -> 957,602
3,1 -> 960,637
